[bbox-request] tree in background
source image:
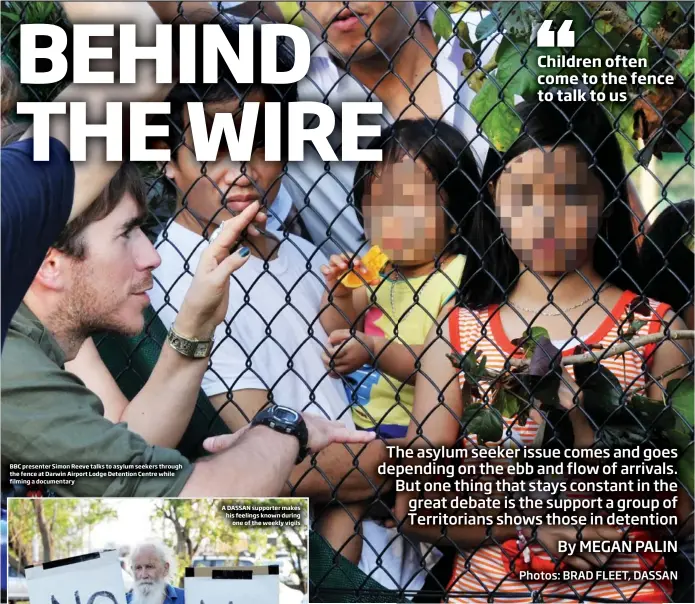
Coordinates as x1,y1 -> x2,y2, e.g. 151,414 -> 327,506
153,498 -> 309,591
219,498 -> 309,594
153,499 -> 242,587
7,499 -> 117,570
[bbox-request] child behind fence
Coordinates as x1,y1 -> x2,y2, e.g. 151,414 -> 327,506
403,100 -> 693,603
316,119 -> 483,563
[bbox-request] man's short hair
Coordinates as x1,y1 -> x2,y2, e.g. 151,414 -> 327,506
53,162 -> 147,259
153,15 -> 298,159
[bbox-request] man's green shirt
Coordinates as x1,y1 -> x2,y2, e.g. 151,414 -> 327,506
1,303 -> 193,496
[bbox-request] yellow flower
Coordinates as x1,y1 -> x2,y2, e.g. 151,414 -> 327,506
340,246 -> 389,288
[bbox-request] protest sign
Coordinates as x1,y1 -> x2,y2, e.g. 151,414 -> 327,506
26,550 -> 126,604
185,566 -> 279,604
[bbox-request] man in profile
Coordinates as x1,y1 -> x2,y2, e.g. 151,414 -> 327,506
0,1 -> 172,347
127,541 -> 183,604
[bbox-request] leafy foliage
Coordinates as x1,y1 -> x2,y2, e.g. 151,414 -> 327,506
1,1 -> 69,102
154,498 -> 309,589
443,0 -> 695,162
449,325 -> 694,490
7,499 -> 116,571
462,402 -> 504,443
664,378 -> 695,493
678,45 -> 694,90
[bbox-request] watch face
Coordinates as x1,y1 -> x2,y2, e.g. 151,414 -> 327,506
274,407 -> 299,423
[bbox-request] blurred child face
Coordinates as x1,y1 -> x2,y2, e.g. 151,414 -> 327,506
363,156 -> 450,266
495,146 -> 604,275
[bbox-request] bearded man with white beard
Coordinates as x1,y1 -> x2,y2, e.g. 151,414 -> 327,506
127,541 -> 183,604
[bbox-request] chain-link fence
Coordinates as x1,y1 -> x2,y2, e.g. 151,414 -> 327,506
2,1 -> 695,602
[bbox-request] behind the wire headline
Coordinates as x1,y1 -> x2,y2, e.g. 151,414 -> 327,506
17,23 -> 383,162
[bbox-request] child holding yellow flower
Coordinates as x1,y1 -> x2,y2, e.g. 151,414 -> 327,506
316,119 -> 483,562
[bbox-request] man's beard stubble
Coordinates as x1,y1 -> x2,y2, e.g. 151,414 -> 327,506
131,578 -> 167,604
55,262 -> 148,348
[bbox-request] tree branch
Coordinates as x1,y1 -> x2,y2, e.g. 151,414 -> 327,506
507,330 -> 694,368
585,1 -> 691,49
632,361 -> 693,393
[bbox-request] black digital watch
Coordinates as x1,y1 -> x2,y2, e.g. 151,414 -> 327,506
251,404 -> 310,464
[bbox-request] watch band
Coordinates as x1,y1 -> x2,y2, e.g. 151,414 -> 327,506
251,404 -> 310,464
167,326 -> 214,358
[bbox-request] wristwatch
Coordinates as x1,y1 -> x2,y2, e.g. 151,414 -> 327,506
167,326 -> 215,358
251,404 -> 310,464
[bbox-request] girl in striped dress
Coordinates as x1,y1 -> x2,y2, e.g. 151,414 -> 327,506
401,100 -> 693,603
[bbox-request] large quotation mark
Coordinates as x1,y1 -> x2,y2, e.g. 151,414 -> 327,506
537,20 -> 575,47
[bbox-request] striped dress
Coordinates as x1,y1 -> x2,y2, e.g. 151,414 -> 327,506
446,290 -> 674,603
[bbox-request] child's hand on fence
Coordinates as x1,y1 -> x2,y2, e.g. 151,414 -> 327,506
322,329 -> 374,375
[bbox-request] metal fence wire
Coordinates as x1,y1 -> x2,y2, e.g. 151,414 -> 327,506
2,0 -> 695,602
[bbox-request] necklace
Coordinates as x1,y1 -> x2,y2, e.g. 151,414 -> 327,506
390,277 -> 421,323
387,258 -> 451,322
509,285 -> 613,317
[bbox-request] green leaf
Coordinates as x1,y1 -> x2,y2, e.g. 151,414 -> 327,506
623,318 -> 648,339
448,2 -> 473,14
495,42 -> 538,99
497,388 -> 523,417
594,18 -> 614,36
461,349 -> 481,377
478,356 -> 487,376
637,33 -> 650,62
447,350 -> 466,369
277,1 -> 304,26
574,362 -> 625,423
495,41 -> 563,100
527,326 -> 550,344
470,79 -> 522,151
631,319 -> 648,331
606,100 -> 639,165
598,424 -> 649,448
572,28 -> 621,72
448,347 -> 487,381
667,430 -> 695,495
492,1 -> 542,38
475,13 -> 498,41
546,0 -> 588,33
677,45 -> 694,91
461,403 -> 504,443
0,11 -> 20,22
630,393 -> 675,431
511,326 -> 550,358
626,1 -> 667,30
433,7 -> 454,43
666,378 -> 695,427
543,1 -> 570,18
678,451 -> 694,496
455,18 -> 473,50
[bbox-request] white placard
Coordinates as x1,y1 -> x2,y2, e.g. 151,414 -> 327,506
26,550 -> 127,604
185,573 -> 279,604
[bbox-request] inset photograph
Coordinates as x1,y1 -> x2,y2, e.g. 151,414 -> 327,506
7,497 -> 309,604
